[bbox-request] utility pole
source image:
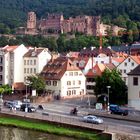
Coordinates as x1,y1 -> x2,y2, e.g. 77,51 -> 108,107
107,86 -> 111,111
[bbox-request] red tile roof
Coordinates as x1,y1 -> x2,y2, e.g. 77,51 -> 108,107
70,57 -> 89,69
41,57 -> 80,80
24,48 -> 44,57
131,56 -> 140,64
112,57 -> 125,63
86,64 -> 106,77
2,45 -> 18,52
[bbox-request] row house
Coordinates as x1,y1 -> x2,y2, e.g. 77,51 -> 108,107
0,44 -> 28,86
23,48 -> 51,83
41,57 -> 86,99
117,55 -> 140,85
128,65 -> 140,110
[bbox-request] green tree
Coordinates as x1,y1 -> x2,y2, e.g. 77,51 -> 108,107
26,75 -> 46,95
94,69 -> 127,105
1,85 -> 12,94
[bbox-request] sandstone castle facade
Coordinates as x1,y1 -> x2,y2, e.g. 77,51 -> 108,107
17,11 -> 125,36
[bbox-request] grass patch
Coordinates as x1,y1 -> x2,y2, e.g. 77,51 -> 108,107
0,117 -> 110,140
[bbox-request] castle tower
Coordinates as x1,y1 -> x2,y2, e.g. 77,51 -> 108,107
27,12 -> 36,30
92,16 -> 101,36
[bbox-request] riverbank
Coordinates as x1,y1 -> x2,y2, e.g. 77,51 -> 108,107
0,117 -> 110,140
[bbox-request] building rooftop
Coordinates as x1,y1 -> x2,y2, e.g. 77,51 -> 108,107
41,57 -> 80,80
128,65 -> 140,75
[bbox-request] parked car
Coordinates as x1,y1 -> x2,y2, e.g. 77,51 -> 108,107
13,100 -> 23,110
4,101 -> 14,108
20,103 -> 36,112
82,115 -> 103,124
110,104 -> 128,116
4,100 -> 22,110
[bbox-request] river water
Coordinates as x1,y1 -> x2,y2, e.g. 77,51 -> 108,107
0,126 -> 77,140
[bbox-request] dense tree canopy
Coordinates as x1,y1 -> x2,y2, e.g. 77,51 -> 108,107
94,69 -> 128,105
26,75 -> 46,94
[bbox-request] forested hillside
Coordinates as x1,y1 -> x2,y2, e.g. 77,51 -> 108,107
0,0 -> 140,30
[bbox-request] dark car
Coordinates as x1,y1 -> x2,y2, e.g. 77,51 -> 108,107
110,104 -> 128,116
20,103 -> 36,112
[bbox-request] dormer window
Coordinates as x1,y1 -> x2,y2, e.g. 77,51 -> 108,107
124,62 -> 127,66
31,52 -> 36,56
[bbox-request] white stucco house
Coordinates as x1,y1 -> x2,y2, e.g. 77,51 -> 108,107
117,55 -> 140,85
41,57 -> 86,98
128,65 -> 140,110
23,47 -> 51,83
0,44 -> 28,86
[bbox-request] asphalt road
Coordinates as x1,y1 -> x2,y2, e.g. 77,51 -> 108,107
31,97 -> 140,135
2,96 -> 140,135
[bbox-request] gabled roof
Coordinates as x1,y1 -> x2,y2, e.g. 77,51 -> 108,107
2,45 -> 18,52
131,56 -> 140,64
70,57 -> 89,69
117,55 -> 140,67
112,57 -> 125,63
86,63 -> 106,78
128,65 -> 140,75
24,48 -> 44,57
79,48 -> 117,57
104,63 -> 116,70
41,57 -> 80,80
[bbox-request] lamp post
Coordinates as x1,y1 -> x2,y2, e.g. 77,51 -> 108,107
0,88 -> 4,112
107,86 -> 111,111
25,78 -> 28,113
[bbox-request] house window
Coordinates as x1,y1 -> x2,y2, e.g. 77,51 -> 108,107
78,80 -> 81,85
0,66 -> 3,72
133,77 -> 138,86
0,57 -> 3,64
30,68 -> 32,73
67,90 -> 71,96
69,72 -> 73,76
27,68 -> 29,73
24,60 -> 26,65
101,61 -> 104,64
34,60 -> 36,65
120,70 -> 122,74
53,81 -> 57,86
67,81 -> 71,85
46,81 -> 51,86
72,90 -> 76,95
0,75 -> 2,80
128,58 -> 130,62
27,60 -> 29,65
24,68 -> 26,73
131,62 -> 134,66
73,81 -> 75,85
34,68 -> 36,73
124,70 -> 126,73
30,60 -> 32,65
74,72 -> 78,76
124,62 -> 127,66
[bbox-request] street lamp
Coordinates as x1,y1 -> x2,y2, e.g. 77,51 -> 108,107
107,86 -> 111,111
25,77 -> 28,113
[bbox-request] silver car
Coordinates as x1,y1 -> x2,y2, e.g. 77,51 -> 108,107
82,115 -> 103,124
